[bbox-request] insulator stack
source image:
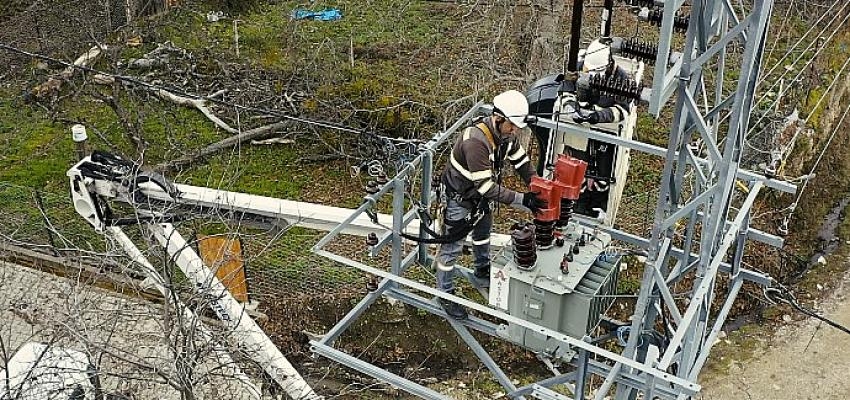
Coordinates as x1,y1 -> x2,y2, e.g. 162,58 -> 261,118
365,180 -> 380,194
587,74 -> 643,104
553,154 -> 588,230
534,219 -> 557,249
643,9 -> 690,33
511,222 -> 537,271
529,176 -> 562,249
557,199 -> 575,229
617,38 -> 659,64
366,276 -> 379,291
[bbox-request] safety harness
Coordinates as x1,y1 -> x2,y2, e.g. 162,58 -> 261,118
397,122 -> 497,244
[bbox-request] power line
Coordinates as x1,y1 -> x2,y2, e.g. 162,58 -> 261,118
747,51 -> 850,161
755,1 -> 850,102
757,0 -> 844,88
762,0 -> 795,66
693,2 -> 846,159
786,98 -> 850,224
748,4 -> 850,135
776,54 -> 850,164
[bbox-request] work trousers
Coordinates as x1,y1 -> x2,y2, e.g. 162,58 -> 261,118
435,198 -> 492,293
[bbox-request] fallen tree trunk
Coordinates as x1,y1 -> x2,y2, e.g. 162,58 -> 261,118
158,121 -> 294,171
92,73 -> 239,135
91,70 -> 299,170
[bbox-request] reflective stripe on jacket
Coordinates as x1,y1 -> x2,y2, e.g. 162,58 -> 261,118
442,118 -> 534,204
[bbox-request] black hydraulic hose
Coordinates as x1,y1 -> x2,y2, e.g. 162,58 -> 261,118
765,286 -> 850,336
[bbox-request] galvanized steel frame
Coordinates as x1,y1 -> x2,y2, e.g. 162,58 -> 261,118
613,0 -> 781,399
311,0 -> 793,397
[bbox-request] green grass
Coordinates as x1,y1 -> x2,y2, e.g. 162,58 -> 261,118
0,92 -> 74,189
155,0 -> 447,71
635,112 -> 669,147
180,145 -> 307,197
701,324 -> 765,379
291,0 -> 445,46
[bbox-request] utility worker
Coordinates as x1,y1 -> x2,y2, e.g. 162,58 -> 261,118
437,90 -> 547,320
560,39 -> 630,126
553,39 -> 632,218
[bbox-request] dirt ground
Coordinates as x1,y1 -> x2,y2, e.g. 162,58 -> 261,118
699,267 -> 850,400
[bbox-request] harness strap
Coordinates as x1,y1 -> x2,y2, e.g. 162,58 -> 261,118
476,122 -> 496,149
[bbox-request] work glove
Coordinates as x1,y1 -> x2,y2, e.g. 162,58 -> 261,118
573,112 -> 600,124
511,192 -> 547,214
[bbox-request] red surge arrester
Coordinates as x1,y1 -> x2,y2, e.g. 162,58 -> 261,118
529,176 -> 562,222
553,154 -> 588,200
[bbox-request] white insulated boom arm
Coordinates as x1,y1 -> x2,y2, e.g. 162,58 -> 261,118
68,156 -> 322,400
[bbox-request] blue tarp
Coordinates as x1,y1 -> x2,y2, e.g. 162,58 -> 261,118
291,8 -> 343,21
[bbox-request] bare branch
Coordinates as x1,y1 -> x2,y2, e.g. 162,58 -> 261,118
158,121 -> 295,171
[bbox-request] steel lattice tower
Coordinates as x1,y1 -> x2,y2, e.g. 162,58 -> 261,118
606,0 -> 791,398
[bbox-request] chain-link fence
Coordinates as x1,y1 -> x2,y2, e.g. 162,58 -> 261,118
615,189 -> 656,238
0,182 -> 108,255
0,181 -> 374,357
0,180 -> 371,295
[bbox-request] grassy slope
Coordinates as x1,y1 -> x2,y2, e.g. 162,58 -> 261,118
3,1 -> 850,396
0,0 -> 462,196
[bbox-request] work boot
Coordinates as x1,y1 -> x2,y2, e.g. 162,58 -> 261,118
472,264 -> 490,288
439,294 -> 468,320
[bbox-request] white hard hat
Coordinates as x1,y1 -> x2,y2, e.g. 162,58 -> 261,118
492,90 -> 529,129
583,39 -> 611,73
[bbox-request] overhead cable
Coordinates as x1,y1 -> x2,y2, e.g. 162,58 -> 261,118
688,2 -> 844,155
757,0 -> 843,88
786,100 -> 850,223
765,283 -> 850,336
749,5 -> 850,135
762,0 -> 796,65
747,53 -> 850,159
777,54 -> 850,163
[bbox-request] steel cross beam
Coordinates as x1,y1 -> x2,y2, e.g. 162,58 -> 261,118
529,115 -> 796,194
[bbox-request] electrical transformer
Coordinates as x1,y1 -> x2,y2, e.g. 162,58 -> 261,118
489,220 -> 619,359
487,155 -> 621,360
484,44 -> 644,357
